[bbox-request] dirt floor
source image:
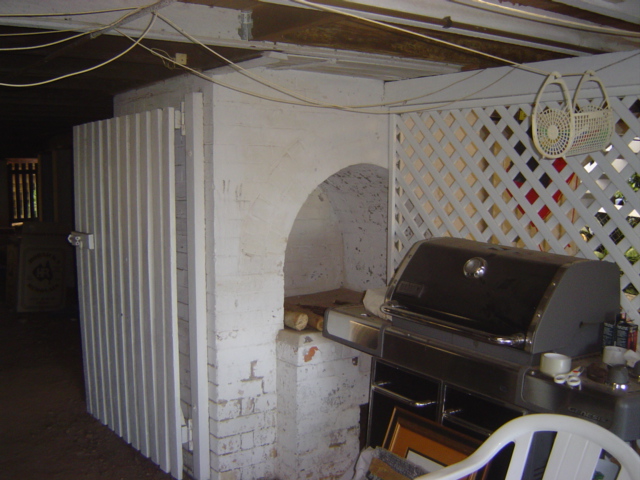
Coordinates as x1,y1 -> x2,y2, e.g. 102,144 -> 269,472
0,306 -> 175,480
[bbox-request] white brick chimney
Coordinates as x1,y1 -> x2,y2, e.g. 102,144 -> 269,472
116,68 -> 389,479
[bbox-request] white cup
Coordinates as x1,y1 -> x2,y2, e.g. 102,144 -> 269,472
623,348 -> 640,367
603,346 -> 627,366
540,353 -> 572,377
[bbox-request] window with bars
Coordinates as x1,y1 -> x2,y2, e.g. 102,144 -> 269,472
6,158 -> 39,224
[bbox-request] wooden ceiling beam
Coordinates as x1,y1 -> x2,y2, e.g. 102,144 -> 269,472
249,3 -> 343,41
255,0 -> 638,55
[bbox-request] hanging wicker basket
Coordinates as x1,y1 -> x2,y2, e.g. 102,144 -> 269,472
532,71 -> 614,159
566,70 -> 614,157
532,72 -> 574,158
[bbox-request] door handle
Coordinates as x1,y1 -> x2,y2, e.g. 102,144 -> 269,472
67,231 -> 94,250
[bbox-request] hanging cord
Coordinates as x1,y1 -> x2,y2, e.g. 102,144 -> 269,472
284,0 -> 552,76
0,29 -> 81,36
451,0 -> 640,38
3,1 -> 634,112
122,21 -> 518,115
0,6 -> 139,18
0,13 -> 157,87
155,13 -> 344,109
593,51 -> 640,73
284,0 -> 640,79
0,2 -> 157,51
0,29 -> 101,51
155,12 -> 507,112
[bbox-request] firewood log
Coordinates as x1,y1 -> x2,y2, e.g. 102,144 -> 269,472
284,311 -> 308,331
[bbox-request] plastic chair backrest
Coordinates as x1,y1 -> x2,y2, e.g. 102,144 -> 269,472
413,414 -> 640,480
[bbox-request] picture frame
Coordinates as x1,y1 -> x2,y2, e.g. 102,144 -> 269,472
383,407 -> 489,480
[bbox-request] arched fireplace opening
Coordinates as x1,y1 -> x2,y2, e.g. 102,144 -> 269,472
276,163 -> 388,480
284,162 -> 389,297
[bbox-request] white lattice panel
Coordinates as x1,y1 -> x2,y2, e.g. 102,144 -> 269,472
392,95 -> 640,321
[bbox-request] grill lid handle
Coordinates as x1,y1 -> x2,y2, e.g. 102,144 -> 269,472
381,304 -> 527,348
487,333 -> 526,346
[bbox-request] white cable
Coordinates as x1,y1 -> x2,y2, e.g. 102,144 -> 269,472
156,13 -> 351,109
155,7 -> 639,111
283,0 -> 638,77
156,12 -> 510,112
4,0 -> 630,115
0,2 -> 157,51
0,6 -> 139,18
0,14 -> 156,88
284,0 -> 551,76
120,33 -> 369,111
126,26 -> 517,115
0,29 -> 79,36
0,29 -> 93,51
452,0 -> 640,38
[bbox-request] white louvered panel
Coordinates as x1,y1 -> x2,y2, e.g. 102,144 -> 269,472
73,109 -> 182,478
116,114 -> 137,445
392,92 -> 640,322
184,93 -> 210,479
73,123 -> 97,418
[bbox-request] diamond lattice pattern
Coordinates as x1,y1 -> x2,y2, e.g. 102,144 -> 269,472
393,96 -> 640,321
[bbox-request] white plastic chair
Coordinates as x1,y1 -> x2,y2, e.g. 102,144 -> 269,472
414,413 -> 640,480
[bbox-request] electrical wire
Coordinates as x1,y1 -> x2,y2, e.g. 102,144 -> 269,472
155,12 -> 516,112
285,0 -> 552,76
0,14 -> 156,88
0,29 -> 95,51
3,1 -> 635,114
0,1 -> 162,51
594,51 -> 640,73
283,0 -> 640,78
0,28 -> 80,36
0,6 -> 140,18
155,13 -> 341,108
122,23 -> 519,115
150,47 -> 180,69
140,9 -> 635,114
451,0 -> 640,38
156,12 -> 441,110
120,28 -> 387,111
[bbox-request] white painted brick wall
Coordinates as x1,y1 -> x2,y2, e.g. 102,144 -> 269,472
174,120 -> 194,472
116,67 -> 388,479
208,68 -> 387,478
284,186 -> 345,296
276,330 -> 370,480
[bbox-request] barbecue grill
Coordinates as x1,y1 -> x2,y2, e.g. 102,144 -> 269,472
324,237 -> 640,451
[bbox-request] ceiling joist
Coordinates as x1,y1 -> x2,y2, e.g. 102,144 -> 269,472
1,0 -> 638,156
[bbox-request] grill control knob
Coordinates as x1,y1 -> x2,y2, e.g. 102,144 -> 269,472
607,364 -> 629,389
463,257 -> 487,279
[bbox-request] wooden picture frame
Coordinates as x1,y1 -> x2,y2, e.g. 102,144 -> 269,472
383,407 -> 489,480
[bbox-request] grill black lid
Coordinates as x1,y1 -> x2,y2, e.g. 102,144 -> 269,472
385,238 -> 620,354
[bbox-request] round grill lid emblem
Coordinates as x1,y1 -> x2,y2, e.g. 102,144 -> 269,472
463,257 -> 487,279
